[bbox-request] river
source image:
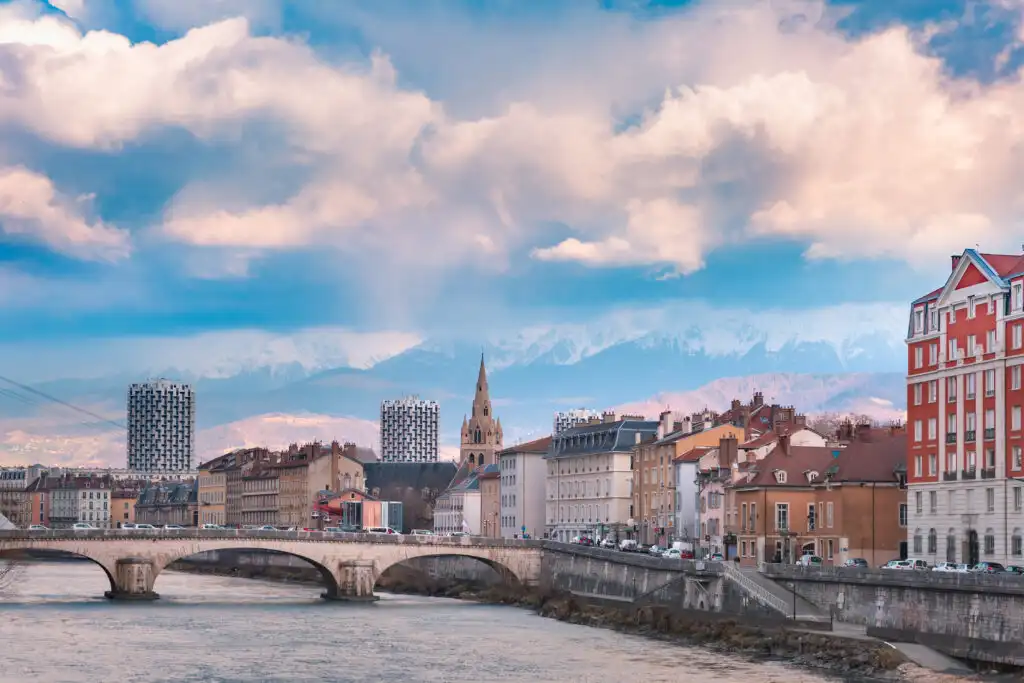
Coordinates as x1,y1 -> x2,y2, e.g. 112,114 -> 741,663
0,562 -> 844,682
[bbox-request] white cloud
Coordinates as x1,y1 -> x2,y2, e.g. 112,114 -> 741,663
1,1 -> 1024,274
0,166 -> 130,261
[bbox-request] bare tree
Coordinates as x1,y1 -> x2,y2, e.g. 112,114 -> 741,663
0,561 -> 21,595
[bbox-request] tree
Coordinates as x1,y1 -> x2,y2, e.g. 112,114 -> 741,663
0,561 -> 21,595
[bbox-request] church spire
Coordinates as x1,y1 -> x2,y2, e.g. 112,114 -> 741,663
476,352 -> 488,396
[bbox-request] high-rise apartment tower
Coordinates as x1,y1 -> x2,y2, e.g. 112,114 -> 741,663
380,396 -> 440,463
127,379 -> 196,475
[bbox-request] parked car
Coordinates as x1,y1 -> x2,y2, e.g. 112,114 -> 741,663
843,558 -> 869,568
904,558 -> 930,570
1005,565 -> 1024,575
932,562 -> 969,573
662,548 -> 683,560
411,529 -> 435,536
199,524 -> 222,530
323,527 -> 342,533
709,553 -> 725,561
134,523 -> 157,531
971,562 -> 1007,574
618,539 -> 638,552
447,531 -> 469,537
571,536 -> 594,546
797,554 -> 823,567
164,525 -> 184,530
338,524 -> 361,533
27,524 -> 48,531
71,523 -> 97,531
366,526 -> 401,535
599,538 -> 616,549
881,560 -> 911,570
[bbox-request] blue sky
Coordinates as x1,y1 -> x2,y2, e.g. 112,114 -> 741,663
2,0 -> 1024,349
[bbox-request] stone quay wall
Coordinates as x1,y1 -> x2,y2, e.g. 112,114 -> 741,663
762,563 -> 1024,665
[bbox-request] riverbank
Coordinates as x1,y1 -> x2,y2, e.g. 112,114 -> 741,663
167,560 -> 977,681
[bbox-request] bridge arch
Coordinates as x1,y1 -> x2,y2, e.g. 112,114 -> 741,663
152,546 -> 343,599
0,548 -> 117,595
374,550 -> 525,591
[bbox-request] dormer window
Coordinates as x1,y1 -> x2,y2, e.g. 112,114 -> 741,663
774,470 -> 787,484
914,309 -> 923,333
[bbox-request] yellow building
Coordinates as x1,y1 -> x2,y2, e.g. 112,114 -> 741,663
110,490 -> 139,528
198,456 -> 229,526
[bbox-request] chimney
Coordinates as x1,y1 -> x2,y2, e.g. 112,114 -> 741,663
753,391 -> 764,408
719,436 -> 738,469
778,431 -> 791,455
658,410 -> 672,440
731,399 -> 741,413
856,423 -> 871,441
952,254 -> 962,271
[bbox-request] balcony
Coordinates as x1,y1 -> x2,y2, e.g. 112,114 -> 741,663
943,471 -> 958,482
965,430 -> 976,443
962,468 -> 977,480
984,428 -> 996,441
946,432 -> 957,444
981,467 -> 997,480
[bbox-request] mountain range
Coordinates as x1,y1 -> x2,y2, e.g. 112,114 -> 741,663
0,303 -> 910,465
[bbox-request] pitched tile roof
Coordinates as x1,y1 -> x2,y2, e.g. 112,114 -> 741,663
498,436 -> 552,456
673,446 -> 715,464
740,445 -> 834,488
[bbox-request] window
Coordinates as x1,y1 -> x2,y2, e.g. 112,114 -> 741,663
914,347 -> 923,369
1015,324 -> 1023,350
915,491 -> 923,514
827,539 -> 834,560
913,383 -> 922,406
928,418 -> 937,440
741,503 -> 748,531
984,529 -> 996,555
750,503 -> 756,531
1014,406 -> 1022,432
929,490 -> 937,513
947,413 -> 957,435
807,504 -> 816,531
948,377 -> 957,402
1015,487 -> 1022,511
1015,282 -> 1023,310
914,455 -> 923,476
967,373 -> 976,399
969,296 -> 977,319
913,530 -> 922,554
1014,529 -> 1023,558
775,503 -> 789,531
929,342 -> 938,364
914,309 -> 924,332
950,338 -> 959,359
986,448 -> 996,469
741,540 -> 748,557
967,335 -> 977,355
985,369 -> 996,396
988,330 -> 997,354
826,502 -> 834,528
927,528 -> 937,554
929,453 -> 937,475
914,420 -> 923,442
987,488 -> 995,512
1014,366 -> 1022,391
898,503 -> 908,527
985,408 -> 996,435
947,532 -> 957,563
947,450 -> 957,472
929,381 -> 938,403
950,307 -> 957,324
1015,447 -> 1023,471
967,411 -> 977,433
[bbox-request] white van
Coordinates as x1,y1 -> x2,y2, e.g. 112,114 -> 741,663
366,526 -> 401,535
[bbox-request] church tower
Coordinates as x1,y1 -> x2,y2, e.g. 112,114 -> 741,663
459,354 -> 503,467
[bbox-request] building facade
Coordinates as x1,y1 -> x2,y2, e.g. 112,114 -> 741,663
553,409 -> 602,435
906,249 -> 1024,567
545,416 -> 658,542
498,437 -> 551,539
198,457 -> 228,526
110,489 -> 140,527
135,480 -> 198,527
380,396 -> 440,463
127,379 -> 196,475
479,468 -> 500,537
459,355 -> 503,467
49,479 -> 111,528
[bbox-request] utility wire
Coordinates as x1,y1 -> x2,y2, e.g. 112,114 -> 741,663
0,375 -> 126,430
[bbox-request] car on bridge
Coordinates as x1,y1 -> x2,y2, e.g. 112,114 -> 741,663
366,527 -> 401,536
27,524 -> 48,531
71,523 -> 98,531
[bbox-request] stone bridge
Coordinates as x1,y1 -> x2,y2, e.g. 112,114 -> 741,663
0,529 -> 543,601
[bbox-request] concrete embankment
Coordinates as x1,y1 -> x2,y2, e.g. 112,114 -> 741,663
166,555 -> 962,681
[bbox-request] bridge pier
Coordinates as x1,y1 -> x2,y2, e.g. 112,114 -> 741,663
105,558 -> 159,601
323,560 -> 378,602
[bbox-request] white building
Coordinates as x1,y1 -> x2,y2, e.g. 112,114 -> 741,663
545,417 -> 658,542
127,379 -> 195,475
906,248 -> 1024,567
50,484 -> 111,528
498,436 -> 550,539
432,477 -> 481,535
379,396 -> 440,463
553,409 -> 602,435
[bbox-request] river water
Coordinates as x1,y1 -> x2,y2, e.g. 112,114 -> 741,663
0,562 -> 842,683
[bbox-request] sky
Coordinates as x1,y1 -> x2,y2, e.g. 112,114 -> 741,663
2,0 -> 1024,463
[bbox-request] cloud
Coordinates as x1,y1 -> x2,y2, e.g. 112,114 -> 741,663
130,0 -> 282,33
0,166 -> 130,261
2,1 -> 1024,278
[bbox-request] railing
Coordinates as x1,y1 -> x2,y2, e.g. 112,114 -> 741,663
946,432 -> 957,444
722,561 -> 788,615
962,468 -> 977,480
984,428 -> 996,441
965,430 -> 976,442
981,467 -> 997,480
943,471 -> 958,482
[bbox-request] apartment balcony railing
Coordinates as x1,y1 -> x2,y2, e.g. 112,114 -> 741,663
946,432 -> 957,444
962,468 -> 977,480
965,430 -> 976,443
984,428 -> 996,441
981,467 -> 997,480
942,471 -> 958,482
